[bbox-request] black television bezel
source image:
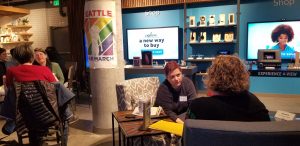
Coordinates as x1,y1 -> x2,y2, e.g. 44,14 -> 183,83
125,26 -> 181,61
246,19 -> 299,61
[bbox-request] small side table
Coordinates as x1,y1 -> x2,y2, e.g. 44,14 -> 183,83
112,111 -> 168,146
119,119 -> 169,146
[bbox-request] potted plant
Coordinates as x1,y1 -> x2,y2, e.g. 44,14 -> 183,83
22,18 -> 29,25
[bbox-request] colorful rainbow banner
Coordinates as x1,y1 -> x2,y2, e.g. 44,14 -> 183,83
84,1 -> 117,68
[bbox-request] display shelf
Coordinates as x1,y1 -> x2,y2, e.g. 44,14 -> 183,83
189,24 -> 236,29
187,58 -> 214,62
1,41 -> 33,45
1,25 -> 33,47
188,26 -> 236,43
0,5 -> 29,15
0,34 -> 10,37
7,25 -> 32,29
14,32 -> 33,36
189,40 -> 236,44
183,3 -> 240,84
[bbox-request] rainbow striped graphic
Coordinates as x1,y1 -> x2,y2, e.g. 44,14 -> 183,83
84,17 -> 113,56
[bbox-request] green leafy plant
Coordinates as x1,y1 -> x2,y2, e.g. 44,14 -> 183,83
22,18 -> 29,25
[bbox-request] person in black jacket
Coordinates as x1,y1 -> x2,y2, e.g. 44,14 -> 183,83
0,48 -> 8,86
155,61 -> 197,123
187,55 -> 270,121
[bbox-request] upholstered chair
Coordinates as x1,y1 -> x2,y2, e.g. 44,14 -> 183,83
116,77 -> 160,111
184,119 -> 300,146
115,77 -> 168,145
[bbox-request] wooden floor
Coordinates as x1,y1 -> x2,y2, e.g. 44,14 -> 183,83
256,93 -> 300,114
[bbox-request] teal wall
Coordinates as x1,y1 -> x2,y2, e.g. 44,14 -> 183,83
122,0 -> 300,95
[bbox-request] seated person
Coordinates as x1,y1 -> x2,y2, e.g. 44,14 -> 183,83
0,47 -> 8,86
3,45 -> 58,146
154,61 -> 197,123
186,55 -> 270,121
33,48 -> 65,84
0,48 -> 8,100
45,46 -> 68,81
5,48 -> 18,68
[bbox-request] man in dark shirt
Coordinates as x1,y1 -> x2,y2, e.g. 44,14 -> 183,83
154,61 -> 197,123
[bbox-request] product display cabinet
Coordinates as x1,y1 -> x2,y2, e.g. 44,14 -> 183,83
184,1 -> 240,68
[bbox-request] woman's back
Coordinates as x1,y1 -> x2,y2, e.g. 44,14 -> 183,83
6,65 -> 56,86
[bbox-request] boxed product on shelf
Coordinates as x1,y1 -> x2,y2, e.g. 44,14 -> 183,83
219,14 -> 226,25
189,16 -> 196,27
209,15 -> 216,26
199,15 -> 206,26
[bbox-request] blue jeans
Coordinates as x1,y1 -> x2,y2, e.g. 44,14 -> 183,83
2,119 -> 15,135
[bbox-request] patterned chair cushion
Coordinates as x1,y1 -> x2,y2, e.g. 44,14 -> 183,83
116,77 -> 159,111
116,77 -> 170,146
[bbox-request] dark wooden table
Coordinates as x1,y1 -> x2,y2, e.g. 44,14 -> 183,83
112,110 -> 168,146
119,118 -> 169,146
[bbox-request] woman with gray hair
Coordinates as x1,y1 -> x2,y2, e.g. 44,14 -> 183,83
186,55 -> 270,121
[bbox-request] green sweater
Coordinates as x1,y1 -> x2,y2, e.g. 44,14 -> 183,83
51,62 -> 65,84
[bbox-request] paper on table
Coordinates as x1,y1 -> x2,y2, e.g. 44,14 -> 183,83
132,106 -> 162,116
149,120 -> 183,136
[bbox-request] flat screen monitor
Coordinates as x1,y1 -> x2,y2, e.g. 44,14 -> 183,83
126,26 -> 179,60
247,20 -> 300,60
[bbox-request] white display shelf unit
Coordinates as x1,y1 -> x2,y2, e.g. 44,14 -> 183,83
0,25 -> 33,46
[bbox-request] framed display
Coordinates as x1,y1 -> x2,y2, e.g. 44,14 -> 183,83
209,15 -> 215,26
199,15 -> 206,26
141,51 -> 153,65
189,16 -> 196,27
224,32 -> 234,42
212,33 -> 221,42
228,13 -> 235,25
133,56 -> 141,66
190,32 -> 197,42
199,32 -> 206,42
219,14 -> 225,25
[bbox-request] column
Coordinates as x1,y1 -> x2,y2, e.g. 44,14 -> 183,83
85,0 -> 124,130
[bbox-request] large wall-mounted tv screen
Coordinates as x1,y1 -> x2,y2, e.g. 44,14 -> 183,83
247,20 -> 300,60
127,26 -> 179,60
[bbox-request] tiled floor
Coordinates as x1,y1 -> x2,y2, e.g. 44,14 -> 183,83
0,92 -> 299,146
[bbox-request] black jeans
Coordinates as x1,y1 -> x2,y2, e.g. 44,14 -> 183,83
28,129 -> 48,146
